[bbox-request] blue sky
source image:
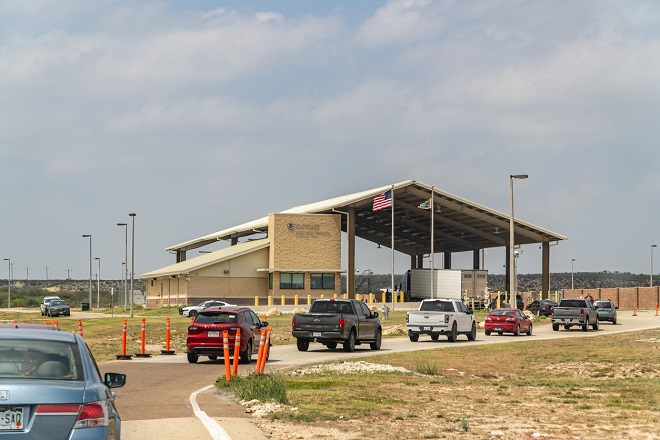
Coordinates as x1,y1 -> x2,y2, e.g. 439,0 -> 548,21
1,1 -> 659,285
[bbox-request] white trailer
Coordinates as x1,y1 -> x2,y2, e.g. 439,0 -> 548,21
406,269 -> 463,300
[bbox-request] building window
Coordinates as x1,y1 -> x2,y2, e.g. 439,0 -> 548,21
280,273 -> 304,289
268,273 -> 273,290
311,273 -> 335,289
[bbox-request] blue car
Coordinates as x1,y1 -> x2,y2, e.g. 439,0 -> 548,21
594,300 -> 618,324
0,324 -> 126,439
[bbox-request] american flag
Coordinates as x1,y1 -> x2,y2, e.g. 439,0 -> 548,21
373,190 -> 393,212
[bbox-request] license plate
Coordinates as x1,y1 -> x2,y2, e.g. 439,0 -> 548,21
207,331 -> 220,337
312,332 -> 322,337
420,327 -> 429,331
494,327 -> 501,331
0,407 -> 23,430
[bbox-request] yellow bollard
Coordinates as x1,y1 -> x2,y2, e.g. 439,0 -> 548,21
471,298 -> 475,309
497,292 -> 501,309
369,293 -> 374,303
307,295 -> 311,305
254,296 -> 259,307
334,293 -> 338,299
320,294 -> 325,299
343,293 -> 348,299
355,294 -> 361,301
268,295 -> 273,306
281,295 -> 286,306
399,291 -> 405,303
294,295 -> 299,306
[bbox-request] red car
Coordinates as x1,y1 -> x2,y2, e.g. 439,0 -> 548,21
484,308 -> 533,336
186,307 -> 270,363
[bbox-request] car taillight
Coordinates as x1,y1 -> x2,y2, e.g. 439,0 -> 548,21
339,317 -> 345,329
292,316 -> 296,328
581,309 -> 584,316
189,325 -> 200,331
406,313 -> 409,323
551,308 -> 554,316
74,402 -> 109,428
444,315 -> 450,324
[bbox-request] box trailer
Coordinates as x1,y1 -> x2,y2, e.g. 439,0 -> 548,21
406,269 -> 488,303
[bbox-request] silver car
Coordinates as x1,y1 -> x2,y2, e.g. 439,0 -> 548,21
0,324 -> 126,439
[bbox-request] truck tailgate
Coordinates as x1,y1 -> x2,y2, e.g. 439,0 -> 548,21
407,311 -> 446,326
295,313 -> 341,330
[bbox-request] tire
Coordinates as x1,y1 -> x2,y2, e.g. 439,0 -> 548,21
430,333 -> 440,341
514,325 -> 520,336
612,317 -> 617,325
447,322 -> 457,342
208,355 -> 218,361
296,338 -> 309,352
527,324 -> 533,336
326,342 -> 337,350
564,325 -> 570,330
592,319 -> 599,331
582,322 -> 588,332
467,322 -> 477,341
189,310 -> 198,317
240,340 -> 253,364
498,331 -> 503,335
186,352 -> 198,364
485,330 -> 491,336
552,323 -> 559,331
370,329 -> 382,350
408,331 -> 419,342
343,330 -> 356,352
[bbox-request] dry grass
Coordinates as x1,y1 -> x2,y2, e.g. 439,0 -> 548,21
262,329 -> 660,440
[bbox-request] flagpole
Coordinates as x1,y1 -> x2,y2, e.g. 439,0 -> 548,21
431,186 -> 434,299
391,184 -> 395,311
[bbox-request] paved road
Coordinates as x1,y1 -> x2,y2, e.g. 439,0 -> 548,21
99,310 -> 660,440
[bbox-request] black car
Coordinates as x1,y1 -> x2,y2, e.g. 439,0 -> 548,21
46,299 -> 71,317
526,299 -> 558,317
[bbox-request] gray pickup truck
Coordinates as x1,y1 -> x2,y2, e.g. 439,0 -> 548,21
292,298 -> 382,352
551,298 -> 599,331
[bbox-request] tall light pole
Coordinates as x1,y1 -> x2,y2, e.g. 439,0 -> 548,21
509,174 -> 528,304
652,245 -> 657,287
44,266 -> 49,287
117,223 -> 128,308
95,257 -> 101,310
4,259 -> 10,308
82,234 -> 92,308
571,258 -> 576,289
129,213 -> 136,318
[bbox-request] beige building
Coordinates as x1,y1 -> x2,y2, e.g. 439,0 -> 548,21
141,213 -> 342,307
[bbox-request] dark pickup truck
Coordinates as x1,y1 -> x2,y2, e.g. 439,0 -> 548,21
292,298 -> 382,352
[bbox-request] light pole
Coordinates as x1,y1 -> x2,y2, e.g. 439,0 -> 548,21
117,223 -> 128,308
3,259 -> 10,308
509,174 -> 528,304
82,234 -> 92,308
44,266 -> 49,287
571,259 -> 576,289
652,245 -> 657,287
129,213 -> 136,318
95,257 -> 101,310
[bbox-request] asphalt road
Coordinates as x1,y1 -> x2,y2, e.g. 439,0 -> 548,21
99,310 -> 660,440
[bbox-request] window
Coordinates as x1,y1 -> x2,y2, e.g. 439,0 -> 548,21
268,273 -> 273,290
311,273 -> 335,289
280,273 -> 304,289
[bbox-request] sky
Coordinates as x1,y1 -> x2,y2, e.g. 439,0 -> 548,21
1,0 -> 660,283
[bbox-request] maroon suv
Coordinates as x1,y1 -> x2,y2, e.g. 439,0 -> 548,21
186,307 -> 269,364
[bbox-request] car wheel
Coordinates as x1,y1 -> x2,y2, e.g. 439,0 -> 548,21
408,331 -> 419,342
527,323 -> 533,336
187,352 -> 198,364
370,329 -> 382,350
514,325 -> 520,336
296,338 -> 309,352
612,317 -> 617,325
208,355 -> 218,361
592,319 -> 599,331
189,310 -> 198,317
447,322 -> 457,342
485,330 -> 491,336
343,330 -> 356,352
240,340 -> 253,364
564,325 -> 570,330
552,323 -> 559,331
430,333 -> 440,341
467,322 -> 477,341
326,342 -> 337,350
498,331 -> 503,335
582,322 -> 588,332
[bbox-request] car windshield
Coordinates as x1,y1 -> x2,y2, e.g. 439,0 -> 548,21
51,300 -> 66,306
0,339 -> 82,380
595,302 -> 612,309
490,310 -> 514,316
419,301 -> 454,312
196,312 -> 238,324
310,301 -> 353,313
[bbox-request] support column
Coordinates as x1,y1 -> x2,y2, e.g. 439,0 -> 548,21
231,237 -> 238,246
347,206 -> 356,297
176,250 -> 186,263
505,246 -> 510,294
444,253 -> 452,269
542,242 -> 550,300
473,249 -> 480,270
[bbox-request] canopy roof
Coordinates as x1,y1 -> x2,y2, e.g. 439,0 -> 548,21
166,180 -> 566,257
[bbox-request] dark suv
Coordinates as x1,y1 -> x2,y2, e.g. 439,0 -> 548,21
186,307 -> 269,364
45,299 -> 71,317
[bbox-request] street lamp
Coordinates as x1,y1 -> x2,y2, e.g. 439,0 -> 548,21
509,174 -> 528,304
571,259 -> 576,289
3,259 -> 10,308
652,245 -> 657,287
82,235 -> 92,309
95,257 -> 101,310
129,213 -> 136,318
117,223 -> 128,308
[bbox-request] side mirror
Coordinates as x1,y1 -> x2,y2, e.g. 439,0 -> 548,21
262,321 -> 269,327
104,372 -> 126,388
467,309 -> 473,315
373,312 -> 379,318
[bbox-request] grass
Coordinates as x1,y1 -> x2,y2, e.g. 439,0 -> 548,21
216,372 -> 288,404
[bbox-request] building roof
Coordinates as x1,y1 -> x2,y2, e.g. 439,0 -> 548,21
141,238 -> 270,278
164,180 -> 566,258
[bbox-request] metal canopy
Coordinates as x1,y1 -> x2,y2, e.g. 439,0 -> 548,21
166,180 -> 566,257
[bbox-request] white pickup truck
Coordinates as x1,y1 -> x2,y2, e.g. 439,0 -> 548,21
406,298 -> 477,342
